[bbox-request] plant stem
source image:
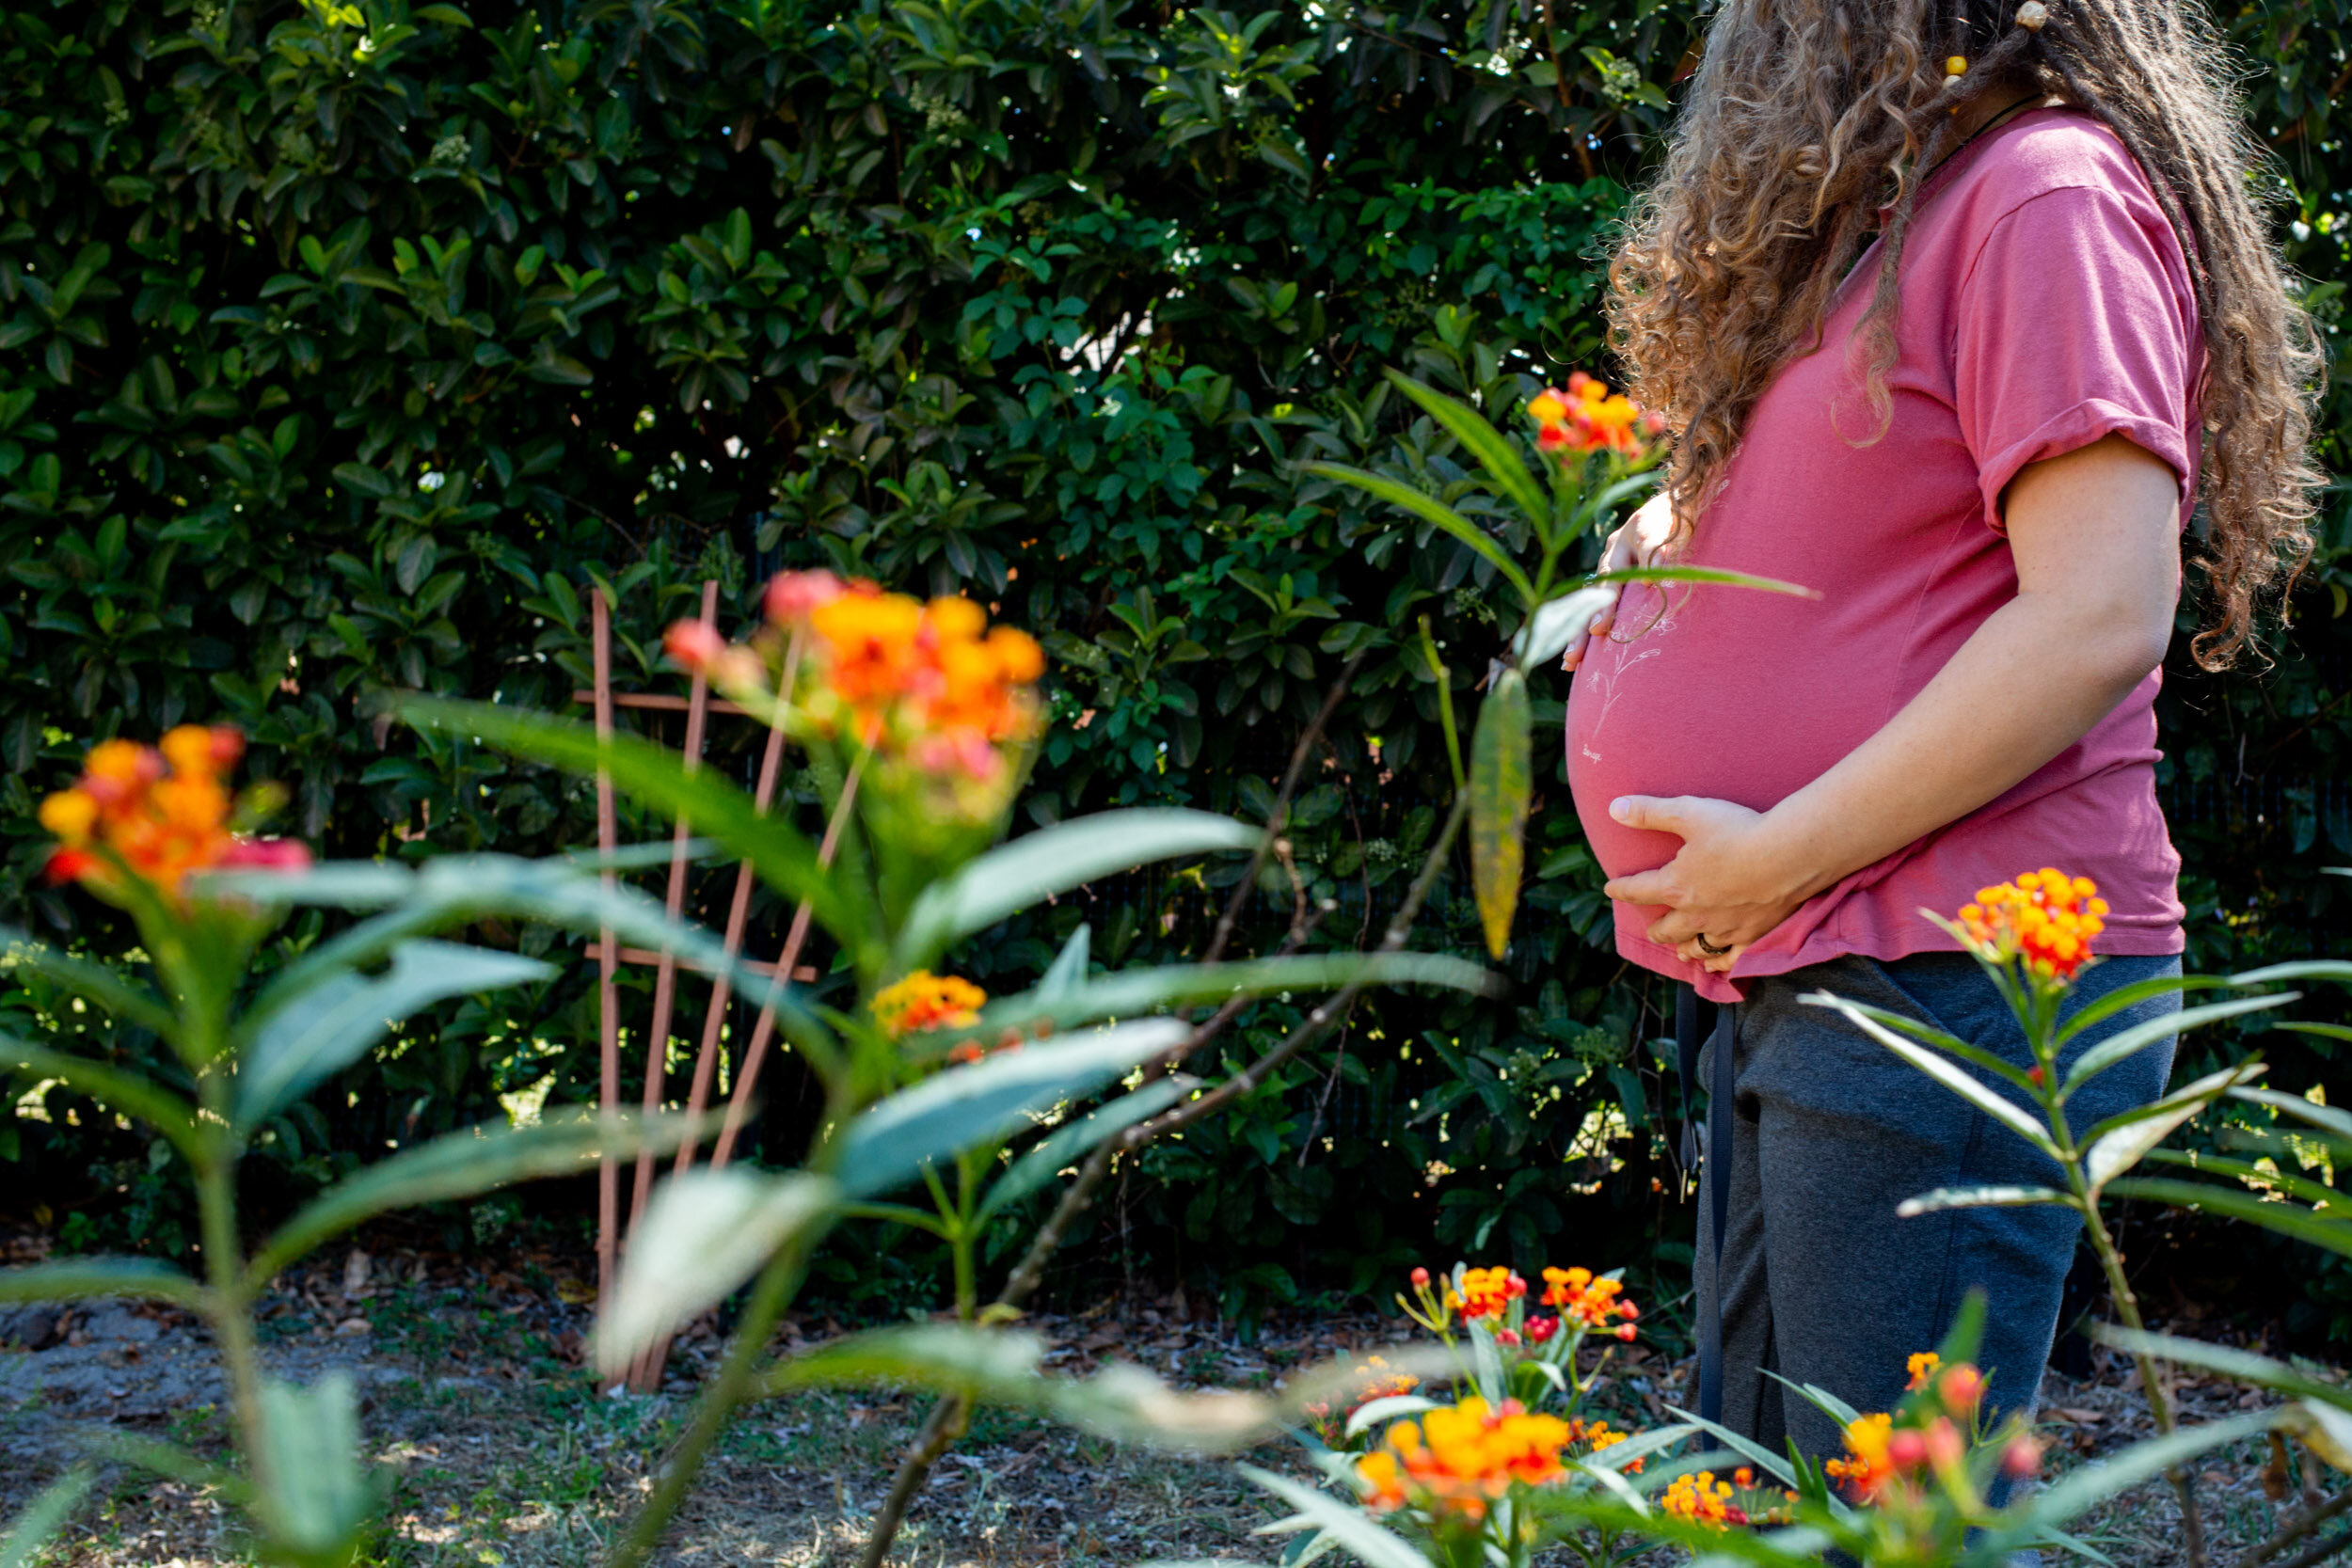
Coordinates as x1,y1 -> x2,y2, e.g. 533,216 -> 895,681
2240,1486 -> 2352,1568
2081,1196 -> 2206,1566
195,1140 -> 269,1490
607,1236 -> 808,1568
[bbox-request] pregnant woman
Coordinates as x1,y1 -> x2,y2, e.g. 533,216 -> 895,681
1557,0 -> 2319,1470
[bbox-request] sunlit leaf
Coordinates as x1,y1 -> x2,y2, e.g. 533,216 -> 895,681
1804,993 -> 2058,1157
1895,1185 -> 2070,1218
2063,994 -> 2292,1093
0,1035 -> 200,1158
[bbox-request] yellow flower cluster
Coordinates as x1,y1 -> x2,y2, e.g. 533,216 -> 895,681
1447,1266 -> 1526,1322
1540,1265 -> 1641,1340
1826,1412 -> 1895,1500
1905,1351 -> 1941,1391
1354,1397 -> 1572,1524
1957,869 -> 2107,981
38,728 -> 307,902
869,971 -> 985,1039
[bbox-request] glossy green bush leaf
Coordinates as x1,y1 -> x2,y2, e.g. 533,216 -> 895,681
1469,667 -> 1531,959
1381,370 -> 1552,540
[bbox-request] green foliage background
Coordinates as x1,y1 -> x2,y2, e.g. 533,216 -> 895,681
4,0 -> 2351,1329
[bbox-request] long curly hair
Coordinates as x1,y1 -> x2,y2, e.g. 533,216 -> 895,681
1607,0 -> 2320,666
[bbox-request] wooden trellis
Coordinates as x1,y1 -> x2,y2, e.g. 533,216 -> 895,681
578,584 -> 817,1391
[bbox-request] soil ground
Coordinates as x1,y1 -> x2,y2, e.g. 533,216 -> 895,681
0,1238 -> 2332,1567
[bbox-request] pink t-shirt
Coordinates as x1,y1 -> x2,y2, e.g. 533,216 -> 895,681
1565,107 -> 2197,1004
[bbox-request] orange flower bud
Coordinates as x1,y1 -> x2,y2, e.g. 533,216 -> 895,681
1938,1363 -> 1984,1417
663,619 -> 729,673
1886,1429 -> 1929,1473
2002,1435 -> 2043,1478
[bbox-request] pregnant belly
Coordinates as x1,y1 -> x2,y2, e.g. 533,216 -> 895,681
1562,604 -> 1887,883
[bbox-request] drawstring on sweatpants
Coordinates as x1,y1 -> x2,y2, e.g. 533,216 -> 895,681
1674,979 -> 1736,1426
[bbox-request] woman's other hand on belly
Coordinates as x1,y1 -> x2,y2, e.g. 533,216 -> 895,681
1561,491 -> 1680,671
1600,795 -> 1817,973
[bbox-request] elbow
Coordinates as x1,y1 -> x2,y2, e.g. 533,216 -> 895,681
2079,601 -> 2174,690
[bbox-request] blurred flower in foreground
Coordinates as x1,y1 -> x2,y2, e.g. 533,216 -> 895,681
870,971 -> 986,1039
1354,1396 -> 1572,1525
1305,1355 -> 1422,1448
1526,372 -> 1661,460
666,571 -> 1045,821
40,728 -> 308,903
1956,869 -> 2106,983
1662,1469 -> 1747,1528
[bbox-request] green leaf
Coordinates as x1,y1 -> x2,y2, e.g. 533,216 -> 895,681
2233,1085 -> 2352,1145
2051,974 -> 2233,1046
1802,992 -> 2058,1157
0,1257 -> 203,1307
1238,1464 -> 1430,1568
2102,1176 -> 2352,1255
2083,1062 -> 2267,1190
2230,959 -> 2352,989
399,699 -> 868,959
1037,924 -> 1091,1002
256,1372 -> 375,1567
1382,371 -> 1552,542
979,952 -> 1498,1037
2092,1325 -> 2352,1412
0,1468 -> 91,1568
0,927 -> 178,1040
1469,667 -> 1531,960
974,1077 -> 1195,1225
830,1019 -> 1191,1197
2063,994 -> 2293,1094
251,1112 -> 701,1283
1304,462 -> 1535,603
1661,1407 -> 1804,1489
897,812 -> 1257,970
1583,564 -> 1817,600
236,941 -> 552,1127
0,1036 -> 201,1160
595,1170 -> 836,1373
1895,1184 -> 2071,1218
1513,585 -> 1615,666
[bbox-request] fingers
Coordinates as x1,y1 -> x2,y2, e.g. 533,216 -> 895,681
1606,795 -> 1702,836
1602,869 -> 1677,907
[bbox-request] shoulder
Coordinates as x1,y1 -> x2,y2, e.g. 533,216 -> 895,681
1941,106 -> 2169,230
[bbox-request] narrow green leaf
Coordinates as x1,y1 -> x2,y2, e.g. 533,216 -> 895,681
1382,371 -> 1552,540
1239,1464 -> 1430,1568
0,1257 -> 203,1307
2052,974 -> 2233,1046
2084,1063 -> 2266,1190
1305,461 -> 1535,602
2230,960 -> 2352,989
1661,1407 -> 1804,1488
2095,1325 -> 2352,1411
236,941 -> 552,1127
1584,564 -> 1817,599
1806,994 -> 2058,1156
2064,993 -> 2293,1093
1469,668 -> 1532,960
2080,1062 -> 2265,1159
2233,1085 -> 2352,1145
831,1019 -> 1192,1197
596,1170 -> 837,1373
2154,1145 -> 2346,1210
2004,1412 -> 2269,1541
0,1468 -> 91,1568
898,812 -> 1257,970
1895,1184 -> 2071,1217
256,1372 -> 374,1562
400,698 -> 867,955
251,1112 -> 701,1283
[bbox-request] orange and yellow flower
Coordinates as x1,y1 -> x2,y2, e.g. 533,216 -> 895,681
1354,1397 -> 1573,1525
666,570 -> 1045,795
1540,1265 -> 1641,1340
1825,1411 -> 1896,1500
1528,372 -> 1660,459
1956,870 -> 2107,982
1661,1470 -> 1748,1528
1447,1266 -> 1527,1322
870,971 -> 986,1038
39,728 -> 307,902
1905,1351 -> 1942,1391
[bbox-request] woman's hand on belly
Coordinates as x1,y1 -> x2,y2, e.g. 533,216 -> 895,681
1600,795 -> 1817,973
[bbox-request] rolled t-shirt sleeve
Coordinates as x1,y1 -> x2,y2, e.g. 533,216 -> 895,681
1951,182 -> 2199,533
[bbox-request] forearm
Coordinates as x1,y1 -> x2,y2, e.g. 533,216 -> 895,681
1757,590 -> 2162,902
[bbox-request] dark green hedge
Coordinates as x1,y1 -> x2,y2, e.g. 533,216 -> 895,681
5,0 -> 2351,1326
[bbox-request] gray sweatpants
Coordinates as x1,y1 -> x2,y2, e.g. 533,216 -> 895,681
1695,951 -> 2180,1466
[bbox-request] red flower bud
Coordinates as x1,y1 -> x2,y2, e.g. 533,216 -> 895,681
2002,1435 -> 2043,1478
1495,1328 -> 1521,1348
664,620 -> 728,673
1887,1429 -> 1930,1473
1524,1314 -> 1558,1344
1924,1417 -> 1966,1470
2027,1064 -> 2046,1086
764,568 -> 848,626
1505,1273 -> 1528,1299
1410,1267 -> 1431,1289
1938,1364 -> 1985,1418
